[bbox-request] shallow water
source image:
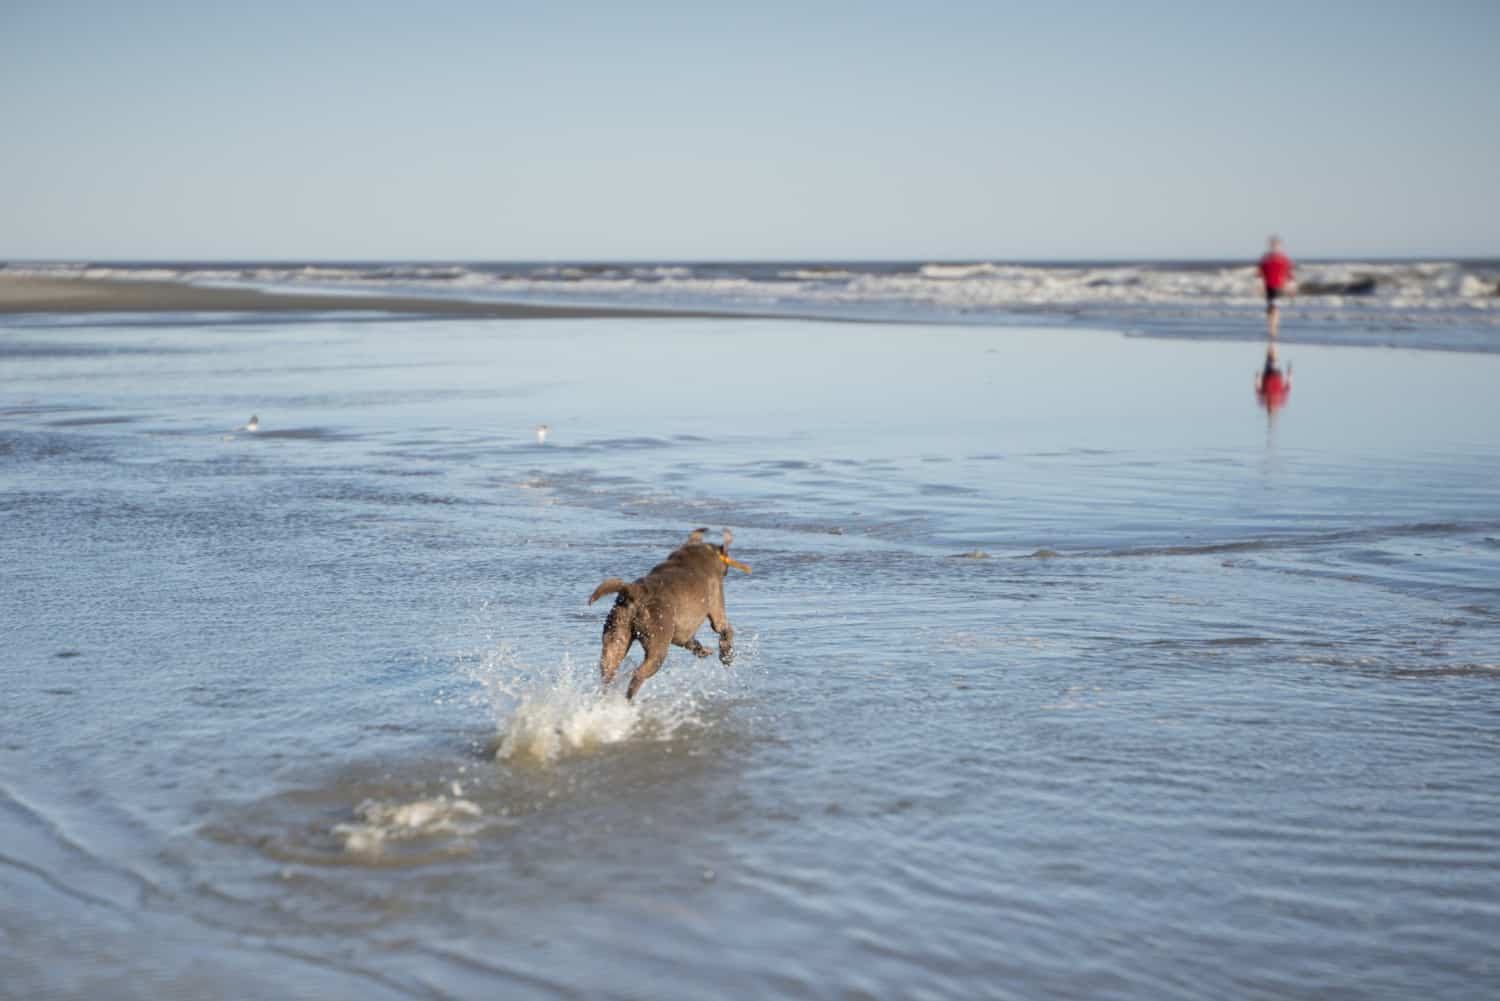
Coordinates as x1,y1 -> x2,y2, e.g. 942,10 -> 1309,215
3,315 -> 1500,999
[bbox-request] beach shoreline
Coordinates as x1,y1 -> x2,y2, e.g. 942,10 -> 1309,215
0,274 -> 740,320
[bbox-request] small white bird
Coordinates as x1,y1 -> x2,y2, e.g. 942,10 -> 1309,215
534,424 -> 549,445
233,415 -> 259,433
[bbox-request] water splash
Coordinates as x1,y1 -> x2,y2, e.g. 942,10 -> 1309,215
464,643 -> 753,766
493,653 -> 638,764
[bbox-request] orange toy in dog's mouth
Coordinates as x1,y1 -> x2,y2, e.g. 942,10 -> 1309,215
719,553 -> 752,573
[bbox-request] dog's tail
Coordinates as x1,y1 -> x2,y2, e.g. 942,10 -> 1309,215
588,578 -> 641,605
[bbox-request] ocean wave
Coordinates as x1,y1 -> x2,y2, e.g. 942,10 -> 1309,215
919,262 -> 1013,280
8,257 -> 1500,342
778,267 -> 861,280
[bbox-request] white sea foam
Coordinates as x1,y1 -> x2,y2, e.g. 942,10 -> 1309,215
333,794 -> 484,858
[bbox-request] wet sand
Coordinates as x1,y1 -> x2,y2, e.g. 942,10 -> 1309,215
0,274 -> 733,319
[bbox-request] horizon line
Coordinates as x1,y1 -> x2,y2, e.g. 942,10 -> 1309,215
5,253 -> 1498,265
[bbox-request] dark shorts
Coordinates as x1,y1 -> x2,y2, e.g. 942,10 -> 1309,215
1265,286 -> 1284,311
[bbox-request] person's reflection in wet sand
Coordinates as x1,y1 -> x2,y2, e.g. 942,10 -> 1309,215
1255,343 -> 1292,418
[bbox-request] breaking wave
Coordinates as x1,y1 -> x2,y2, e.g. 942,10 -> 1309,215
8,257 -> 1500,348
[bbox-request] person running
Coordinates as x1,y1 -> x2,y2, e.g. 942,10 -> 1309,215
1258,236 -> 1295,339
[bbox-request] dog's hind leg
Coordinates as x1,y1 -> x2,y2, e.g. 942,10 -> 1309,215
625,639 -> 671,701
599,606 -> 632,686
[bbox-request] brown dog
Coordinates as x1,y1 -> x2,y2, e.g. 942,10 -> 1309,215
588,528 -> 750,700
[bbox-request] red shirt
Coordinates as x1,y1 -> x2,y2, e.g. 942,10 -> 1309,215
1258,372 -> 1291,412
1259,252 -> 1294,290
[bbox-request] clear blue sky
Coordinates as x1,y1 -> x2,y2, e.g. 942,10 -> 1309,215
3,1 -> 1496,260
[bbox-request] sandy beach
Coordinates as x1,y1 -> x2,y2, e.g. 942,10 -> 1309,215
0,274 -> 725,319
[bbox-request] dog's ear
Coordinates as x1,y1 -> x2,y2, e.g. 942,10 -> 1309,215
721,528 -> 734,550
688,527 -> 707,544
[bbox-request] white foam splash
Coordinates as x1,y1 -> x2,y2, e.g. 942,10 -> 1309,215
495,656 -> 639,765
333,795 -> 483,858
466,645 -> 744,766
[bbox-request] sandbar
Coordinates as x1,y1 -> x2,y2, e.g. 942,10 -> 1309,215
0,274 -> 736,320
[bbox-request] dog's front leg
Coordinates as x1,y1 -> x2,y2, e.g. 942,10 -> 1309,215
705,585 -> 735,665
709,612 -> 735,666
